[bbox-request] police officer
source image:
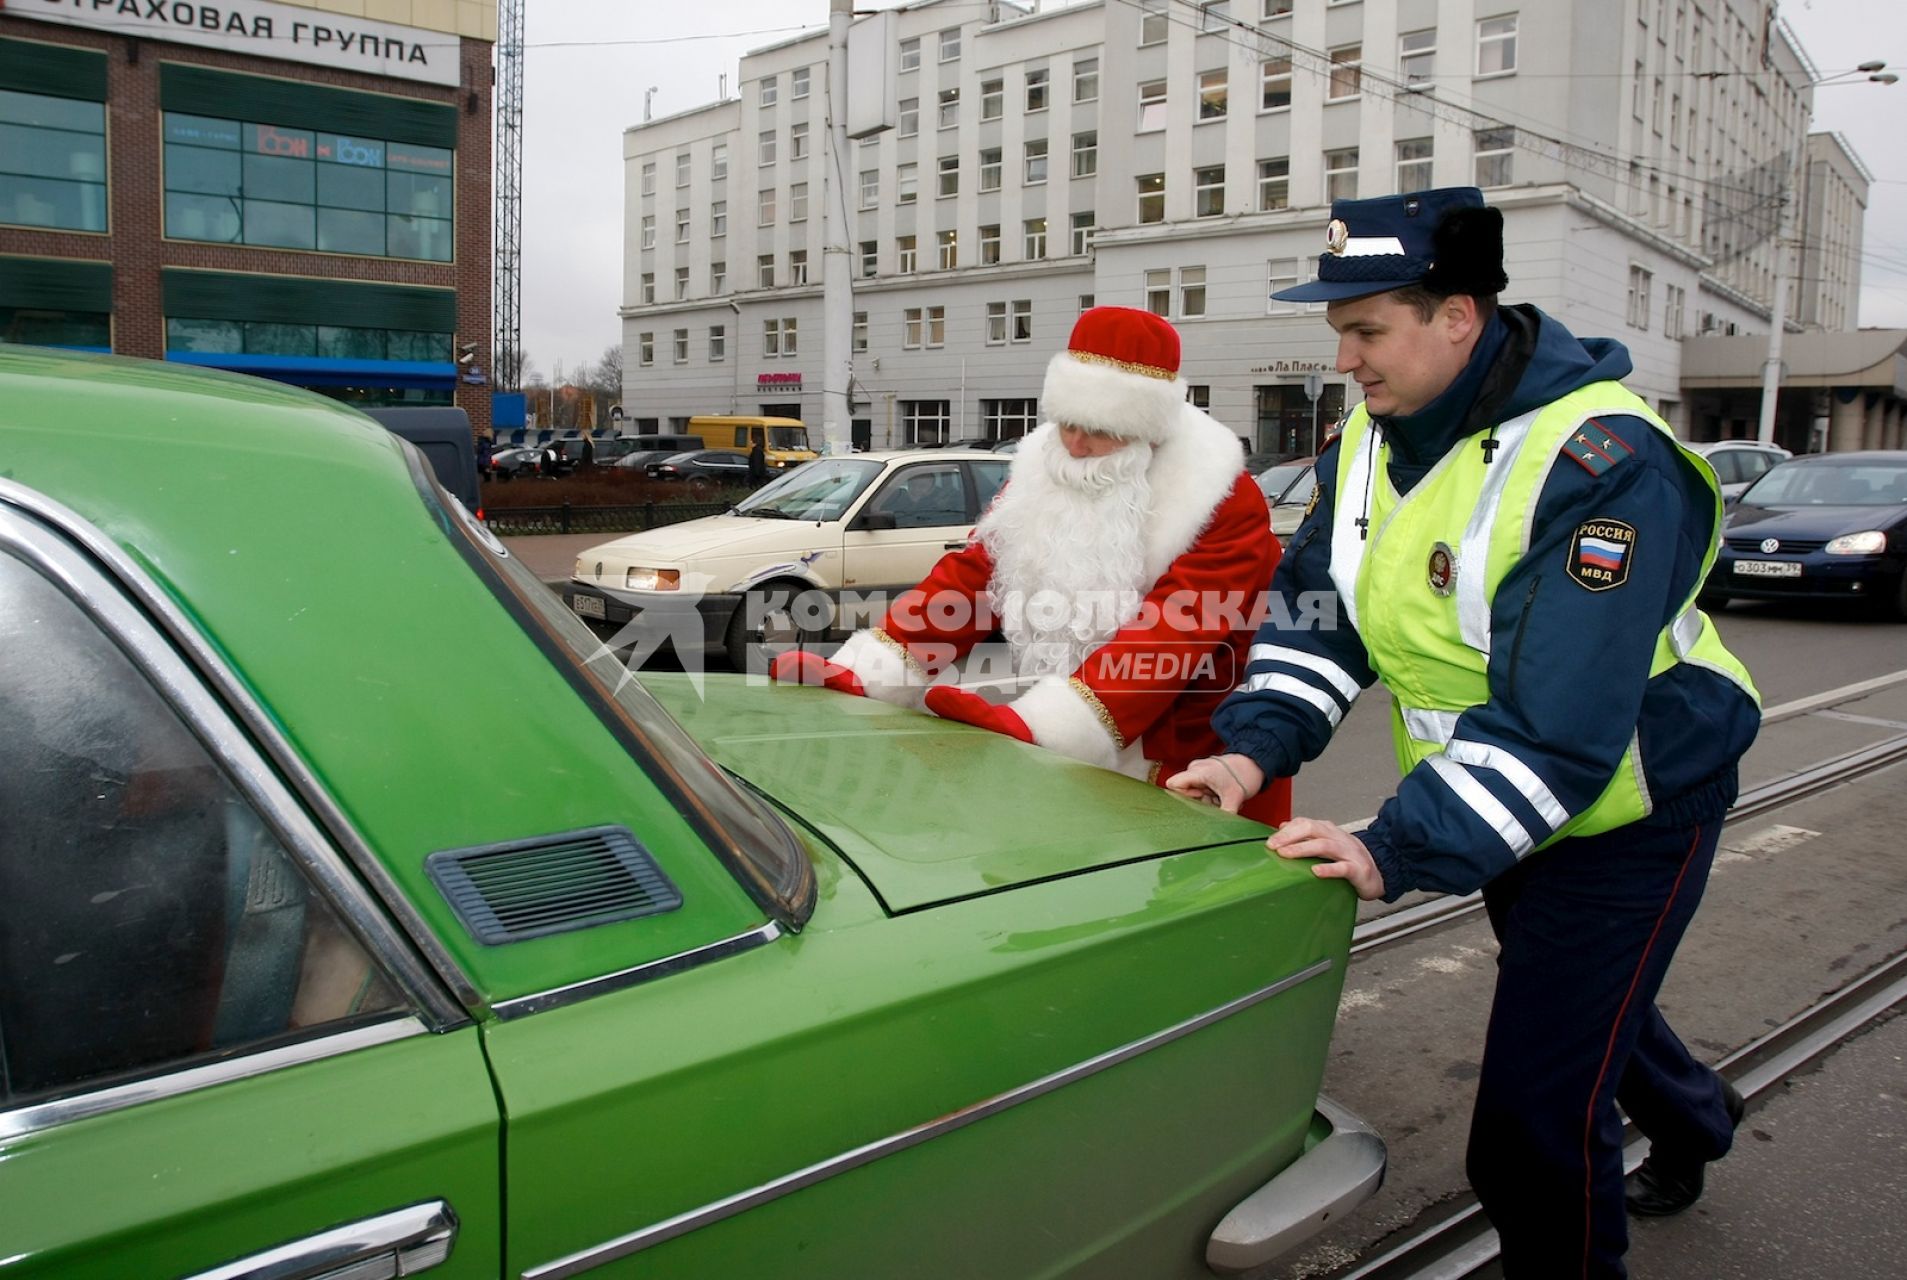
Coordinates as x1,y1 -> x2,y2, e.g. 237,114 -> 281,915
1167,187 -> 1760,1278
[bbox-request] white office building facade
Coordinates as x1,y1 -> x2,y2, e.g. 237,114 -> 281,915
621,0 -> 1859,452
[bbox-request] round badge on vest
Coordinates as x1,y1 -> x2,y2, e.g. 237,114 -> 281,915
1427,541 -> 1457,595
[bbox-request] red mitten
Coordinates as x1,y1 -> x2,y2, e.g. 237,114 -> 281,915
924,686 -> 1034,743
767,650 -> 867,696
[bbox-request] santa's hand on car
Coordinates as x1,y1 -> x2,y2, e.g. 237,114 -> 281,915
923,685 -> 1035,743
767,649 -> 867,696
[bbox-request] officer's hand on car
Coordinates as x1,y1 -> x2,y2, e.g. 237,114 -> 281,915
1267,818 -> 1386,901
1165,753 -> 1265,813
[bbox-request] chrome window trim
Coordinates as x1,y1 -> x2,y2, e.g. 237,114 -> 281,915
184,1197 -> 456,1280
0,1018 -> 426,1141
493,922 -> 784,1022
0,480 -> 479,1020
522,957 -> 1335,1280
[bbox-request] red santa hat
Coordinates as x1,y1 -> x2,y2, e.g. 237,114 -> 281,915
1040,306 -> 1187,445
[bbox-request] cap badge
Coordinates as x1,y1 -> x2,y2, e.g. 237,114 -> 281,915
1427,542 -> 1457,596
1325,219 -> 1350,255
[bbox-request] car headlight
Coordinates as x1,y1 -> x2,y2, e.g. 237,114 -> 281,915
625,567 -> 681,591
1825,531 -> 1888,555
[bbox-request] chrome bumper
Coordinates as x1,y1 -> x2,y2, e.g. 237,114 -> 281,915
1206,1095 -> 1387,1273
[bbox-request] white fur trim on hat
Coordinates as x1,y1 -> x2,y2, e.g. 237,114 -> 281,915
833,628 -> 929,709
1040,350 -> 1187,445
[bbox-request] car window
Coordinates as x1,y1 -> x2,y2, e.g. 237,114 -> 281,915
766,426 -> 808,449
1744,461 -> 1907,506
1706,451 -> 1745,485
0,552 -> 407,1107
1741,451 -> 1778,480
735,457 -> 883,520
969,459 -> 1009,514
1254,461 -> 1310,502
1275,466 -> 1317,509
868,463 -> 968,529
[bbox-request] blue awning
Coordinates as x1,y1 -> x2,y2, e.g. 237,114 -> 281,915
166,351 -> 458,390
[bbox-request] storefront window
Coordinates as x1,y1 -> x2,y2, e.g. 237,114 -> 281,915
0,307 -> 110,348
0,88 -> 107,232
162,113 -> 453,261
167,318 -> 450,362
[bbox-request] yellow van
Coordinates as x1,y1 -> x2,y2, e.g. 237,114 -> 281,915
687,416 -> 818,470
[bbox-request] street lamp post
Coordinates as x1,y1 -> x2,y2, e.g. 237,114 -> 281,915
1756,61 -> 1896,446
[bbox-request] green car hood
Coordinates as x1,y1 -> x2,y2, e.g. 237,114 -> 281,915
646,674 -> 1278,912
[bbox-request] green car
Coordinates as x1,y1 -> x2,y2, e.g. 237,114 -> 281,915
0,350 -> 1382,1279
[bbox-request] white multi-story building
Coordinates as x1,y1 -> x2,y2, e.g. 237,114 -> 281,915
620,0 -> 1870,453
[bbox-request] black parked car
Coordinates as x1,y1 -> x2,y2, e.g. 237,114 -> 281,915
643,449 -> 754,482
1705,450 -> 1907,618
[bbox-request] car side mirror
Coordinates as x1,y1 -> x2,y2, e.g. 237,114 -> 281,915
855,511 -> 899,532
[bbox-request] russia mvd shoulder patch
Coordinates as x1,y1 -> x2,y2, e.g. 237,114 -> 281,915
1567,518 -> 1636,591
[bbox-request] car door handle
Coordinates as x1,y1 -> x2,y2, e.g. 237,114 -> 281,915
183,1200 -> 458,1280
944,541 -> 968,550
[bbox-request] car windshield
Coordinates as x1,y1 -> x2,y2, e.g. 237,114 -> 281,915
1742,460 -> 1907,507
767,426 -> 809,449
734,457 -> 882,520
1255,462 -> 1311,503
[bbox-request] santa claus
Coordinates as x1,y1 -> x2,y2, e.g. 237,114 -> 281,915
771,306 -> 1291,825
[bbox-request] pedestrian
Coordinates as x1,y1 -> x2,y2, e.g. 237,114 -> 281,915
771,306 -> 1291,824
580,433 -> 595,468
1165,187 -> 1761,1278
475,432 -> 494,479
747,437 -> 769,485
539,441 -> 558,478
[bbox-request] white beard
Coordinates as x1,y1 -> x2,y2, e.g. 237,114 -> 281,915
977,425 -> 1155,677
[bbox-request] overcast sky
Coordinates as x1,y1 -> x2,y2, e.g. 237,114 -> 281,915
516,0 -> 1907,380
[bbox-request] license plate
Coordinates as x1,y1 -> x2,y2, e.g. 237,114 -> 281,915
1732,559 -> 1802,578
570,592 -> 607,619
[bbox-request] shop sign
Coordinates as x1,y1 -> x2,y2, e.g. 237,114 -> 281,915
756,372 -> 803,388
17,0 -> 459,87
1248,359 -> 1336,375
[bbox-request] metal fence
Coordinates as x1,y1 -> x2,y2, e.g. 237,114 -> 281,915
482,499 -> 735,536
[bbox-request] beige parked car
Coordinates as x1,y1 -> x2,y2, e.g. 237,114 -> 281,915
564,450 -> 1010,670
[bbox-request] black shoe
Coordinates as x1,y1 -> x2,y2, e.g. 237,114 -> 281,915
1625,1079 -> 1746,1218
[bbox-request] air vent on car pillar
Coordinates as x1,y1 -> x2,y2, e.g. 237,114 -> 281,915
425,825 -> 682,945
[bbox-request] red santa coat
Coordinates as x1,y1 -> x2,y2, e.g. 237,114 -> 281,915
832,410 -> 1291,825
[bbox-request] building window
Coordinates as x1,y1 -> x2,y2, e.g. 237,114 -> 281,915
939,27 -> 961,62
925,306 -> 946,347
938,154 -> 959,197
897,163 -> 918,204
1324,148 -> 1359,201
1024,138 -> 1049,184
1179,267 -> 1206,318
979,148 -> 1002,191
900,38 -> 920,72
789,249 -> 808,285
899,98 -> 919,137
897,235 -> 917,273
903,308 -> 923,349
1664,285 -> 1685,340
1258,157 -> 1290,211
1024,218 -> 1047,260
860,169 -> 879,208
640,214 -> 656,249
986,300 -> 1008,345
674,266 -> 689,300
790,181 -> 808,222
1198,70 -> 1228,120
1627,264 -> 1651,330
984,399 -> 1040,440
1138,80 -> 1168,131
675,152 -> 690,186
1026,67 -> 1050,112
675,207 -> 690,242
764,318 -> 782,357
1074,58 -> 1099,102
758,187 -> 776,225
1262,0 -> 1293,17
1328,45 -> 1362,100
759,130 -> 776,165
710,324 -> 726,361
673,328 -> 688,363
640,272 -> 655,304
1401,29 -> 1437,85
903,400 -> 952,445
1072,131 -> 1098,178
1267,258 -> 1301,314
638,332 -> 654,366
937,229 -> 958,270
1144,269 -> 1171,316
1478,15 -> 1518,75
161,113 -> 453,259
1397,139 -> 1433,192
1200,0 -> 1230,31
938,87 -> 960,130
859,240 -> 877,278
760,76 -> 779,107
852,310 -> 868,352
980,223 -> 1001,265
981,78 -> 1004,121
1140,0 -> 1169,46
1261,58 -> 1293,111
791,121 -> 809,160
711,261 -> 727,292
1010,299 -> 1033,343
711,143 -> 727,180
1079,294 -> 1095,313
710,200 -> 727,236
1474,127 -> 1515,187
783,318 -> 799,356
792,67 -> 810,99
640,161 -> 655,196
758,254 -> 775,288
1137,172 -> 1165,224
1194,165 -> 1224,217
1071,211 -> 1096,255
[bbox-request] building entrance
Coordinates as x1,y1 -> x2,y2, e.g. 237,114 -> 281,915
1254,383 -> 1346,456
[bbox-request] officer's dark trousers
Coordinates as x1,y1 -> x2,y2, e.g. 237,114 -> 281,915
1467,816 -> 1737,1279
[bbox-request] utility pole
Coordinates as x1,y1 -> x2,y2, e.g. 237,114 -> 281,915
820,0 -> 854,456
